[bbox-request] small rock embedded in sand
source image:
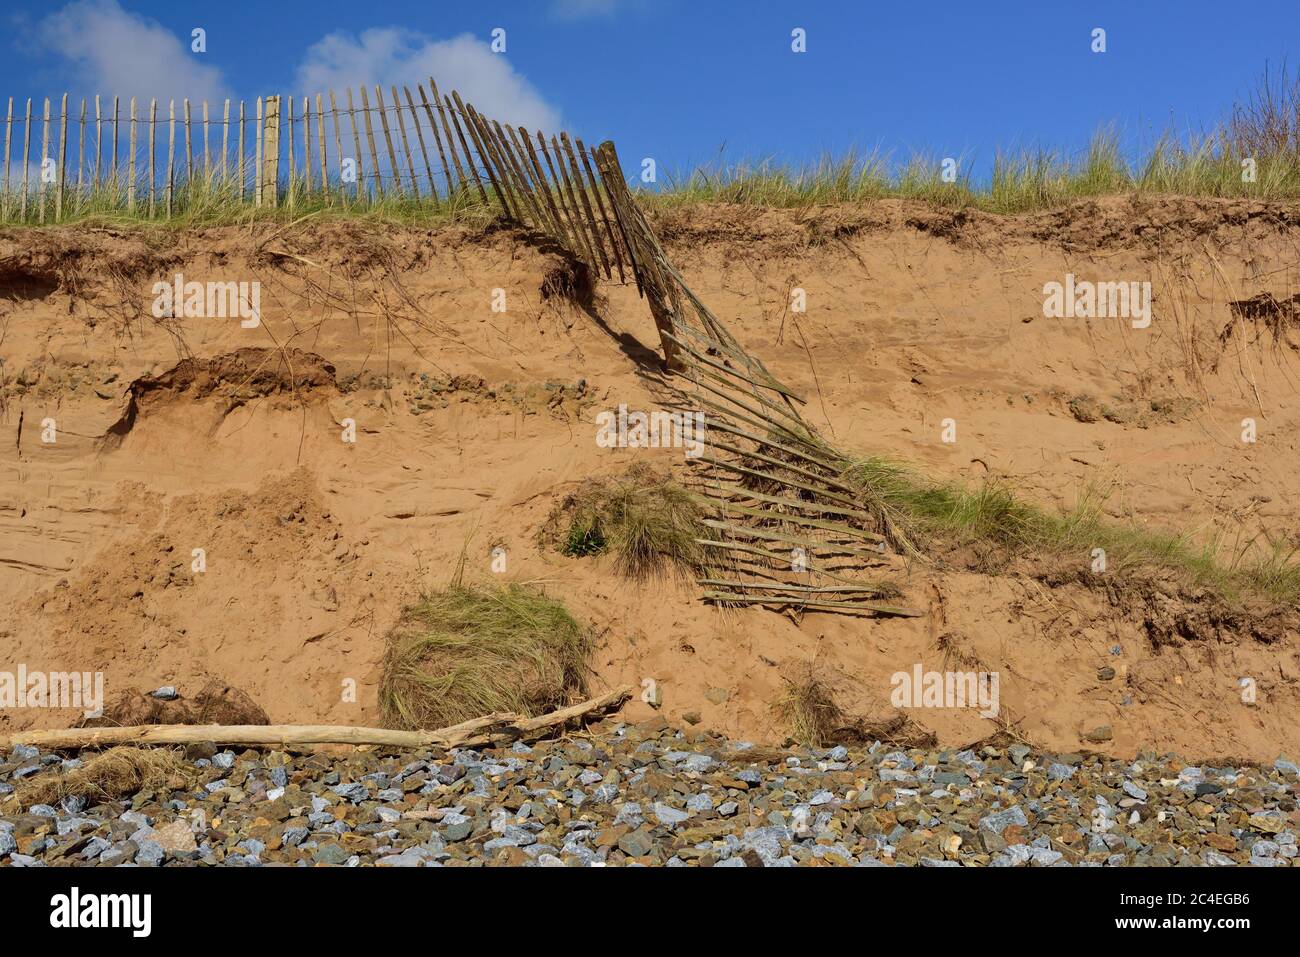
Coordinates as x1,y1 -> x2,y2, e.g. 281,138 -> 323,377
1085,725 -> 1114,743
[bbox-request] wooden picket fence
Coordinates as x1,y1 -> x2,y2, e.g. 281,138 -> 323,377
0,78 -> 626,230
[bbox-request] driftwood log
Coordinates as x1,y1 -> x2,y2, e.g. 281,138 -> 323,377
0,686 -> 632,751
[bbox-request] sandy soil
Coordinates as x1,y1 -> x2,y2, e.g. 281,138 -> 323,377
2,196 -> 1298,760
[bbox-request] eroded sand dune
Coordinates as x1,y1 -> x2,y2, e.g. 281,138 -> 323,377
1,197 -> 1297,760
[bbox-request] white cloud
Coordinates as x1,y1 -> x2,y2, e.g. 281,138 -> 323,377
294,29 -> 561,133
35,0 -> 232,106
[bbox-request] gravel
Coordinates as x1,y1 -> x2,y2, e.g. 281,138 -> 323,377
0,720 -> 1295,866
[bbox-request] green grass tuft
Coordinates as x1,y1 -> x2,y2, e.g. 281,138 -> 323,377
842,455 -> 1300,608
549,465 -> 715,581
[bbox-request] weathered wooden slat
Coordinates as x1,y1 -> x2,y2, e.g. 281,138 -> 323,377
510,125 -> 563,237
284,95 -> 295,200
254,97 -> 262,206
222,99 -> 230,182
494,120 -> 549,228
2,97 -> 11,217
463,102 -> 517,219
561,132 -> 611,278
148,98 -> 157,216
76,97 -> 85,194
700,591 -> 919,617
110,94 -> 119,184
167,99 -> 176,215
445,94 -> 486,202
710,499 -> 886,545
374,85 -> 401,194
17,98 -> 30,218
575,136 -> 625,282
417,82 -> 452,197
38,98 -> 49,223
391,85 -> 418,197
346,88 -> 364,200
454,95 -> 508,215
358,86 -> 382,199
56,93 -> 68,220
261,95 -> 280,207
317,93 -> 328,198
476,114 -> 529,223
183,98 -> 192,183
125,96 -> 135,211
428,79 -> 466,194
402,86 -> 433,197
237,100 -> 245,200
592,142 -> 644,296
552,133 -> 598,268
302,96 -> 313,196
93,94 -> 101,187
329,90 -> 344,202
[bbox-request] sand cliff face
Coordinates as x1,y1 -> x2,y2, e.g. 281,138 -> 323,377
1,197 -> 1298,759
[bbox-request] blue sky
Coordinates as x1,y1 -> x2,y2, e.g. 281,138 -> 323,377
1,0 -> 1295,183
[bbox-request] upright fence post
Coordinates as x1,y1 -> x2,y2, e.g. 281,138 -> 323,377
110,94 -> 119,188
19,98 -> 31,220
237,100 -> 245,198
375,85 -> 401,195
148,98 -> 157,217
166,100 -> 175,217
316,92 -> 328,197
254,97 -> 263,206
39,98 -> 49,223
286,94 -> 296,206
76,98 -> 86,198
93,95 -> 101,187
261,94 -> 280,207
329,90 -> 344,203
222,99 -> 230,184
2,96 -> 11,219
347,88 -> 364,201
126,96 -> 136,211
303,96 -> 313,197
57,94 -> 68,221
359,86 -> 382,199
183,98 -> 193,185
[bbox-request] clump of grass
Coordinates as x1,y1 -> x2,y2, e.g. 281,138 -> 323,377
841,455 -> 1300,607
13,746 -> 192,809
774,668 -> 844,748
548,465 -> 714,581
378,582 -> 592,731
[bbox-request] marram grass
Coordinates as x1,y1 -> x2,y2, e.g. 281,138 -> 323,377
378,582 -> 592,731
842,455 -> 1300,608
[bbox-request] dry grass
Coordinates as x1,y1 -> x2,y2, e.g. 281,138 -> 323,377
773,668 -> 844,748
13,746 -> 193,809
378,582 -> 592,731
547,465 -> 716,581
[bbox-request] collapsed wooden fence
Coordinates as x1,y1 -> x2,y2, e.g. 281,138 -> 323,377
2,77 -> 914,618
